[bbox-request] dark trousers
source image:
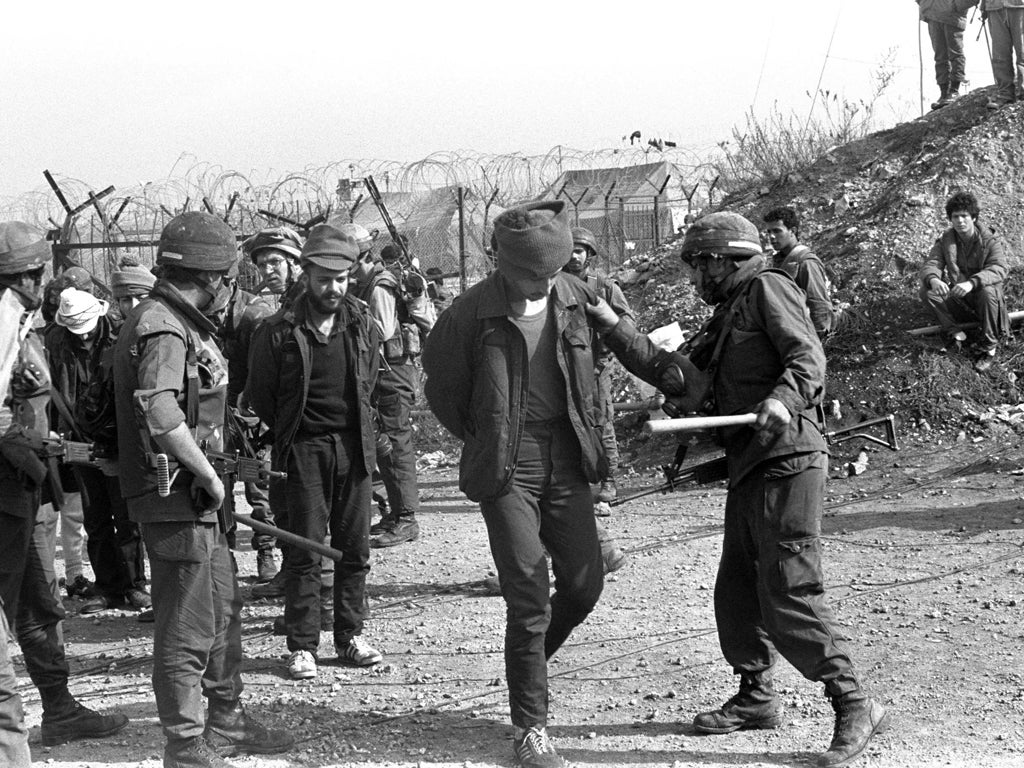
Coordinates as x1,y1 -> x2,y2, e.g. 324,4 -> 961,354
988,8 -> 1024,102
74,466 -> 146,597
927,20 -> 965,89
141,520 -> 243,745
375,362 -> 420,518
0,493 -> 71,696
283,432 -> 370,654
920,280 -> 1009,352
479,421 -> 604,728
246,446 -> 275,551
715,453 -> 859,697
596,362 -> 619,475
0,600 -> 30,768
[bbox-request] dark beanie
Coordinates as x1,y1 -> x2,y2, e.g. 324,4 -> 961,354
680,212 -> 762,260
300,224 -> 359,270
493,201 -> 573,279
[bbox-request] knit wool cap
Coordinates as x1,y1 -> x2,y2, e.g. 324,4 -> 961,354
0,221 -> 51,275
157,212 -> 237,271
300,224 -> 359,270
493,201 -> 573,279
243,226 -> 303,263
679,212 -> 762,261
56,287 -> 109,335
111,262 -> 157,298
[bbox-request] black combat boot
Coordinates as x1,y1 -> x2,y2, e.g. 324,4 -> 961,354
40,685 -> 129,746
930,85 -> 949,110
203,699 -> 295,756
815,691 -> 889,767
165,736 -> 236,768
692,670 -> 785,734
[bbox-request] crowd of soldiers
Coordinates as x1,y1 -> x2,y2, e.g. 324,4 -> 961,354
3,189 -> 1000,767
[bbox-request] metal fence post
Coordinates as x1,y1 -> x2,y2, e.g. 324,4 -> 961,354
457,186 -> 467,293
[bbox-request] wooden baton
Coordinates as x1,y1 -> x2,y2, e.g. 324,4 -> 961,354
643,413 -> 758,435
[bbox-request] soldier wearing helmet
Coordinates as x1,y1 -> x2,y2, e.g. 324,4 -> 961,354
0,222 -> 129,756
586,211 -> 888,768
563,227 -> 634,507
349,227 -> 435,548
112,212 -> 293,767
242,226 -> 303,312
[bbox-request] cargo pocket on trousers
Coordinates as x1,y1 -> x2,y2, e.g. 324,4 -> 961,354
774,536 -> 822,593
142,521 -> 209,563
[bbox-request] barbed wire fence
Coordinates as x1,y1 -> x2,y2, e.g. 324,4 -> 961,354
0,145 -> 723,297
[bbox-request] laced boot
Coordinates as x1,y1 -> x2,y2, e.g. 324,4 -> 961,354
40,685 -> 129,745
930,85 -> 949,110
815,692 -> 889,767
203,699 -> 295,756
255,549 -> 278,583
939,82 -> 961,106
692,671 -> 784,734
165,736 -> 236,768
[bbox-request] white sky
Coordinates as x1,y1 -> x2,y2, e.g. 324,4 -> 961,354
0,0 -> 995,199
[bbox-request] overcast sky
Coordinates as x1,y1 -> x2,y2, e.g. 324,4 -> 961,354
1,0 -> 995,200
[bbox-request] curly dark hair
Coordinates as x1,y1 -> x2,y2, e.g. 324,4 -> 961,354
763,206 -> 800,235
945,191 -> 979,220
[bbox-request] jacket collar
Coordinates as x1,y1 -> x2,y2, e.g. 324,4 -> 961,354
474,272 -> 582,320
150,280 -> 218,334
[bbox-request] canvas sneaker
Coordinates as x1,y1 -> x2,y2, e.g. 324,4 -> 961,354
287,650 -> 317,680
338,636 -> 382,667
513,726 -> 564,768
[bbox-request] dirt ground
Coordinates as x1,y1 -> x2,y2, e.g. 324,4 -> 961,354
17,428 -> 1024,768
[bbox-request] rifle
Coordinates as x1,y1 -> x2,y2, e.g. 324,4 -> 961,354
363,175 -> 412,268
154,447 -> 286,534
1,428 -> 115,470
613,414 -> 899,508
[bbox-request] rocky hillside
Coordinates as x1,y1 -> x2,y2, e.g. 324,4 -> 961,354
617,87 -> 1024,436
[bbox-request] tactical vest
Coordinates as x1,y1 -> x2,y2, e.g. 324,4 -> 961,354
357,268 -> 421,361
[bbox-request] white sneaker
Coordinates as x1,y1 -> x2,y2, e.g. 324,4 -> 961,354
287,650 -> 317,679
338,636 -> 382,666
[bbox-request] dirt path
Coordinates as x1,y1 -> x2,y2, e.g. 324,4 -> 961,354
17,434 -> 1024,768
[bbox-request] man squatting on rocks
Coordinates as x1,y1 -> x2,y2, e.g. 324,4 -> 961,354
113,212 -> 293,768
917,0 -> 976,110
247,224 -> 385,682
0,222 -> 128,761
919,190 -> 1009,372
351,230 -> 436,548
423,201 -> 681,768
587,212 -> 890,768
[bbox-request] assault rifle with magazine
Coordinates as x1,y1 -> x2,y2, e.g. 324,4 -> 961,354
612,414 -> 899,508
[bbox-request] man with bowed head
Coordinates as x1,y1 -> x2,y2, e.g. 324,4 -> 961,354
587,212 -> 889,768
422,201 -> 686,768
113,212 -> 293,768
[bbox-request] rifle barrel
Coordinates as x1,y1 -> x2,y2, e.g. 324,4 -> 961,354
235,514 -> 346,561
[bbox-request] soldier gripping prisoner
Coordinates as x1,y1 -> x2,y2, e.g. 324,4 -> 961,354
0,221 -> 129,753
586,212 -> 889,768
113,212 -> 293,768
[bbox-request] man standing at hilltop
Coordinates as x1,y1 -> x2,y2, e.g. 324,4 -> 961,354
919,190 -> 1009,372
982,0 -> 1024,109
917,1 -> 977,109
